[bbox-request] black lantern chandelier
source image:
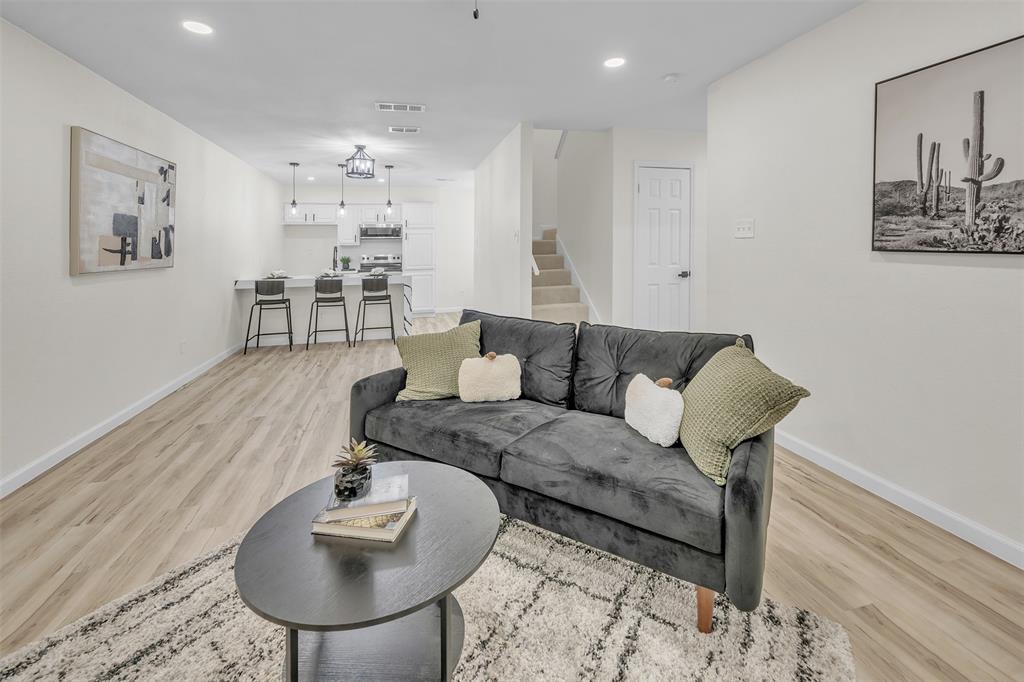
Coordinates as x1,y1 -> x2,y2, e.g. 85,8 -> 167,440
288,162 -> 299,215
337,163 -> 346,216
385,164 -> 394,215
345,144 -> 375,179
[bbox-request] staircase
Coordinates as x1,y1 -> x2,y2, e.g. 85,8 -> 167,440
531,228 -> 588,324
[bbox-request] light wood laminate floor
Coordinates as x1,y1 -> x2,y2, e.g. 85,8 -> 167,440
1,313 -> 1021,680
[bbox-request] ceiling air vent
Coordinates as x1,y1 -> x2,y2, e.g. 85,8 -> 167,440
376,102 -> 427,113
388,126 -> 421,134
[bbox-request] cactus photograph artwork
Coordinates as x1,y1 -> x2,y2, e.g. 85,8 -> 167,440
872,36 -> 1023,254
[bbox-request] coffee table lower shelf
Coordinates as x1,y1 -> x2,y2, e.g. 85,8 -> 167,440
283,595 -> 464,681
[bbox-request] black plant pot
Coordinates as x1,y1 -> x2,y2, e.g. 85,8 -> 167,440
334,465 -> 372,500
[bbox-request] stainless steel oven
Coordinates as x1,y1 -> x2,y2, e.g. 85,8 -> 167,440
358,223 -> 403,240
359,254 -> 403,272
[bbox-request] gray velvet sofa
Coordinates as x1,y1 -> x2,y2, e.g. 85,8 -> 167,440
351,310 -> 774,631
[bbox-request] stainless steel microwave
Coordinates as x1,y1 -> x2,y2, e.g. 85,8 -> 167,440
359,223 -> 403,240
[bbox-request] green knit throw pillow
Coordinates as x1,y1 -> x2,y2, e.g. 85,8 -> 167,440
396,320 -> 481,401
680,340 -> 809,485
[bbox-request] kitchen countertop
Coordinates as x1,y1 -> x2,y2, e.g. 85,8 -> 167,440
233,273 -> 412,289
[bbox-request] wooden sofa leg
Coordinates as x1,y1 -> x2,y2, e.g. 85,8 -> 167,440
696,586 -> 715,633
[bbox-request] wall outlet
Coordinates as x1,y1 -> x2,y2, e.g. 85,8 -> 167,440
734,218 -> 755,239
179,340 -> 187,356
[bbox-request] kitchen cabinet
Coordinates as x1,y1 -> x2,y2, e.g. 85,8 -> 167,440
403,228 -> 435,270
354,203 -> 403,225
356,205 -> 381,225
337,209 -> 359,245
283,202 -> 338,225
383,203 -> 403,223
312,205 -> 339,224
408,271 -> 436,314
402,201 -> 436,314
403,202 -> 435,228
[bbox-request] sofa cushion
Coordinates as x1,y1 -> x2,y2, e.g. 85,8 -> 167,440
681,340 -> 808,485
396,320 -> 481,401
573,322 -> 753,418
365,398 -> 565,478
459,310 -> 576,407
500,410 -> 725,553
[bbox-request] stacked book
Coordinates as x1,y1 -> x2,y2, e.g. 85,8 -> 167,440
311,474 -> 417,543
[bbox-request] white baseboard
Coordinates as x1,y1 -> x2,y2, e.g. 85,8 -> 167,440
776,429 -> 1024,569
0,342 -> 244,499
554,235 -> 601,324
433,306 -> 465,314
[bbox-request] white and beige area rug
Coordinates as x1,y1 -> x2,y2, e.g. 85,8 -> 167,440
0,518 -> 854,681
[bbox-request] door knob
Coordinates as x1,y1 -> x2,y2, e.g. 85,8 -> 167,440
677,271 -> 690,278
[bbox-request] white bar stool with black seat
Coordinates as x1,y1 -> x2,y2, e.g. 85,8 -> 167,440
244,279 -> 293,354
306,277 -> 351,349
353,274 -> 395,345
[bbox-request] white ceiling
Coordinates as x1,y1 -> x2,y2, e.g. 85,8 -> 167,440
2,1 -> 856,186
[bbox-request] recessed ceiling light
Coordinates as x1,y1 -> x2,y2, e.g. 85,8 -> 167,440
662,72 -> 681,83
377,178 -> 386,183
307,176 -> 315,181
603,57 -> 626,68
182,20 -> 213,35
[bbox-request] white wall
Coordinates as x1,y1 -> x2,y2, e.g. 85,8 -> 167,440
556,131 -> 613,322
473,123 -> 532,317
555,128 -> 706,327
706,3 -> 1024,564
0,21 -> 283,490
532,129 -> 561,237
275,183 -> 475,311
610,128 -> 707,328
436,185 -> 476,310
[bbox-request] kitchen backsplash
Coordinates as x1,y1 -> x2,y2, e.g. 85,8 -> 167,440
281,226 -> 403,274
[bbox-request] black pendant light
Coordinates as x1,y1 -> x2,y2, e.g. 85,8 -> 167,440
289,162 -> 299,214
337,163 -> 346,216
385,164 -> 394,215
345,145 -> 375,179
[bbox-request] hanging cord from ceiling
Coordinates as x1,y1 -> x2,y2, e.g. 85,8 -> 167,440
473,0 -> 479,20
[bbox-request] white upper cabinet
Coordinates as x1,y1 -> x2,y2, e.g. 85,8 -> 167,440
283,202 -> 338,225
357,205 -> 381,225
403,202 -> 435,228
311,204 -> 339,224
337,209 -> 359,245
384,203 -> 403,223
353,204 -> 403,225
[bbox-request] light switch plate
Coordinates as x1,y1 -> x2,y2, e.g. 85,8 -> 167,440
734,218 -> 755,239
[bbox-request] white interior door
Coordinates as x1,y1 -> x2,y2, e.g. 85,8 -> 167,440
633,166 -> 692,331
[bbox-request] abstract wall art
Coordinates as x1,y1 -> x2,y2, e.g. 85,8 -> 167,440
70,127 -> 176,274
872,36 -> 1023,254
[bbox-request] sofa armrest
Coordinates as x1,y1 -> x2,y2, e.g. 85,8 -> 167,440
723,427 -> 774,612
350,368 -> 407,442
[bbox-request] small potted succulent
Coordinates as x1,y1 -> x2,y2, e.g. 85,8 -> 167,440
332,438 -> 378,499
340,256 -> 351,271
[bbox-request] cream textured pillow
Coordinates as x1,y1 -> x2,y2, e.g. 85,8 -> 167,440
395,320 -> 481,401
680,340 -> 809,485
624,374 -> 684,447
458,352 -> 522,403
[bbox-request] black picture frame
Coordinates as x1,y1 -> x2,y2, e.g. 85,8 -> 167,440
871,35 -> 1023,255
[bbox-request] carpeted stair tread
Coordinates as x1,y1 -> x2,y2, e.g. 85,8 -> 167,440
532,285 -> 581,305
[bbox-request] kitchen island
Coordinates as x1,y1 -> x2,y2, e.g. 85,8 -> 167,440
233,273 -> 411,345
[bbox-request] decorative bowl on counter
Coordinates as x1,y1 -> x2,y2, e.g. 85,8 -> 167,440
267,270 -> 288,279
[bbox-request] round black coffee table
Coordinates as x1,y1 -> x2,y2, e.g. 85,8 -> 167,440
234,461 -> 500,681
